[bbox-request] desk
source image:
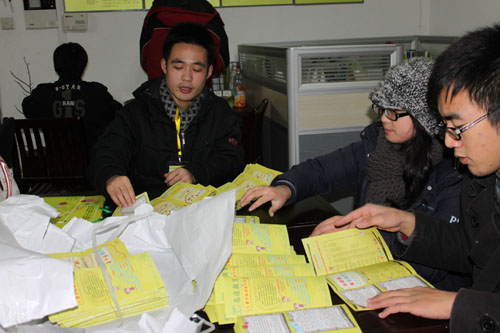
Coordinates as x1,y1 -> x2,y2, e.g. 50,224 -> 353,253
212,195 -> 450,332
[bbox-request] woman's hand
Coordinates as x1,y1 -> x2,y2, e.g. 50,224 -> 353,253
240,185 -> 292,217
310,215 -> 351,236
328,203 -> 416,237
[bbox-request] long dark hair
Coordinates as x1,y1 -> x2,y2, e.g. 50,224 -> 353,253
395,116 -> 433,209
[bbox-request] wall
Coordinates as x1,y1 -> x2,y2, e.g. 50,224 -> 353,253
428,0 -> 500,36
0,0 -> 426,119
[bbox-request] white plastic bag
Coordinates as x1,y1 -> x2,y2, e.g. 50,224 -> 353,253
0,156 -> 19,201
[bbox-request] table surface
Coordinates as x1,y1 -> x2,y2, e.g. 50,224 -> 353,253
212,195 -> 450,332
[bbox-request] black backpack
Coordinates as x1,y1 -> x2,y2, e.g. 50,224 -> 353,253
140,0 -> 230,79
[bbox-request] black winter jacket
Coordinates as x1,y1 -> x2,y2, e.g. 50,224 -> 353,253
451,288 -> 500,332
87,78 -> 244,200
273,122 -> 470,290
22,78 -> 121,149
396,172 -> 500,332
397,172 -> 500,289
274,123 -> 462,219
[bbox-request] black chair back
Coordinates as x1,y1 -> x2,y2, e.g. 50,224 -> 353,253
241,98 -> 268,164
11,118 -> 94,195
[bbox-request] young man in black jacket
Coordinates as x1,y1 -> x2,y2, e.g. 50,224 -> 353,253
23,42 -> 121,149
88,23 -> 244,207
315,24 -> 500,332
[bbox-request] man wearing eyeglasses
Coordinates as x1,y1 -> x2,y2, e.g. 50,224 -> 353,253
326,24 -> 500,331
242,58 -> 472,291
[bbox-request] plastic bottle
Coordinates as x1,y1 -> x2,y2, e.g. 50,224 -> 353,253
233,68 -> 246,109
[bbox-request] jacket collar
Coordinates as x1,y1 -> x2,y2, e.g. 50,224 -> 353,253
466,172 -> 495,198
132,77 -> 215,120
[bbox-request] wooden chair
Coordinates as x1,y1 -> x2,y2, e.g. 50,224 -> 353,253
11,118 -> 94,195
0,117 -> 16,166
237,98 -> 269,164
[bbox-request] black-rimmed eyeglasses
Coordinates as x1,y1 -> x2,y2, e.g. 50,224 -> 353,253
441,109 -> 500,141
371,104 -> 410,121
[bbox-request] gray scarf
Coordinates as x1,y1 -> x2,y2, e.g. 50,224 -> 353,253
366,129 -> 443,207
159,78 -> 203,132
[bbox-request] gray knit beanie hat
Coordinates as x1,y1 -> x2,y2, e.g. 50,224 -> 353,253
369,57 -> 440,136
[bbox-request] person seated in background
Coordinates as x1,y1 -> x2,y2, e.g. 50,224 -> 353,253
22,42 -> 121,149
87,22 -> 244,208
241,57 -> 470,291
321,23 -> 500,332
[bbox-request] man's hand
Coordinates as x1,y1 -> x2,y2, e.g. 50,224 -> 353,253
106,175 -> 136,207
329,203 -> 416,238
368,287 -> 456,320
240,185 -> 292,217
164,168 -> 194,186
310,215 -> 351,236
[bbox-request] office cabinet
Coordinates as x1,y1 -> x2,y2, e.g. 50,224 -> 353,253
238,36 -> 456,172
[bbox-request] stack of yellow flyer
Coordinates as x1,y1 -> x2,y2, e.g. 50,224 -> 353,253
302,227 -> 433,311
234,304 -> 361,333
204,252 -> 310,324
216,163 -> 282,209
120,164 -> 282,216
49,238 -> 130,268
43,195 -> 105,227
241,163 -> 282,184
150,182 -> 216,215
204,223 -> 332,325
231,223 -> 293,255
48,240 -> 168,328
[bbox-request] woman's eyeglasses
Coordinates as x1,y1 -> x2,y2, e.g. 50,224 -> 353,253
371,104 -> 410,121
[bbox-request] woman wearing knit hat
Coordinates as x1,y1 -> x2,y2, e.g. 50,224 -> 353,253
241,57 -> 470,291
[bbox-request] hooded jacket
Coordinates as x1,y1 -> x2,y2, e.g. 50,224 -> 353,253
87,77 -> 244,200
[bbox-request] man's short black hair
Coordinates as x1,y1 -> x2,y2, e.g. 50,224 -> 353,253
53,42 -> 88,79
162,22 -> 215,67
428,23 -> 500,128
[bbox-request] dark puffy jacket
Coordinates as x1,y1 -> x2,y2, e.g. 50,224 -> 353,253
273,122 -> 470,290
87,77 -> 244,200
22,78 -> 121,149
